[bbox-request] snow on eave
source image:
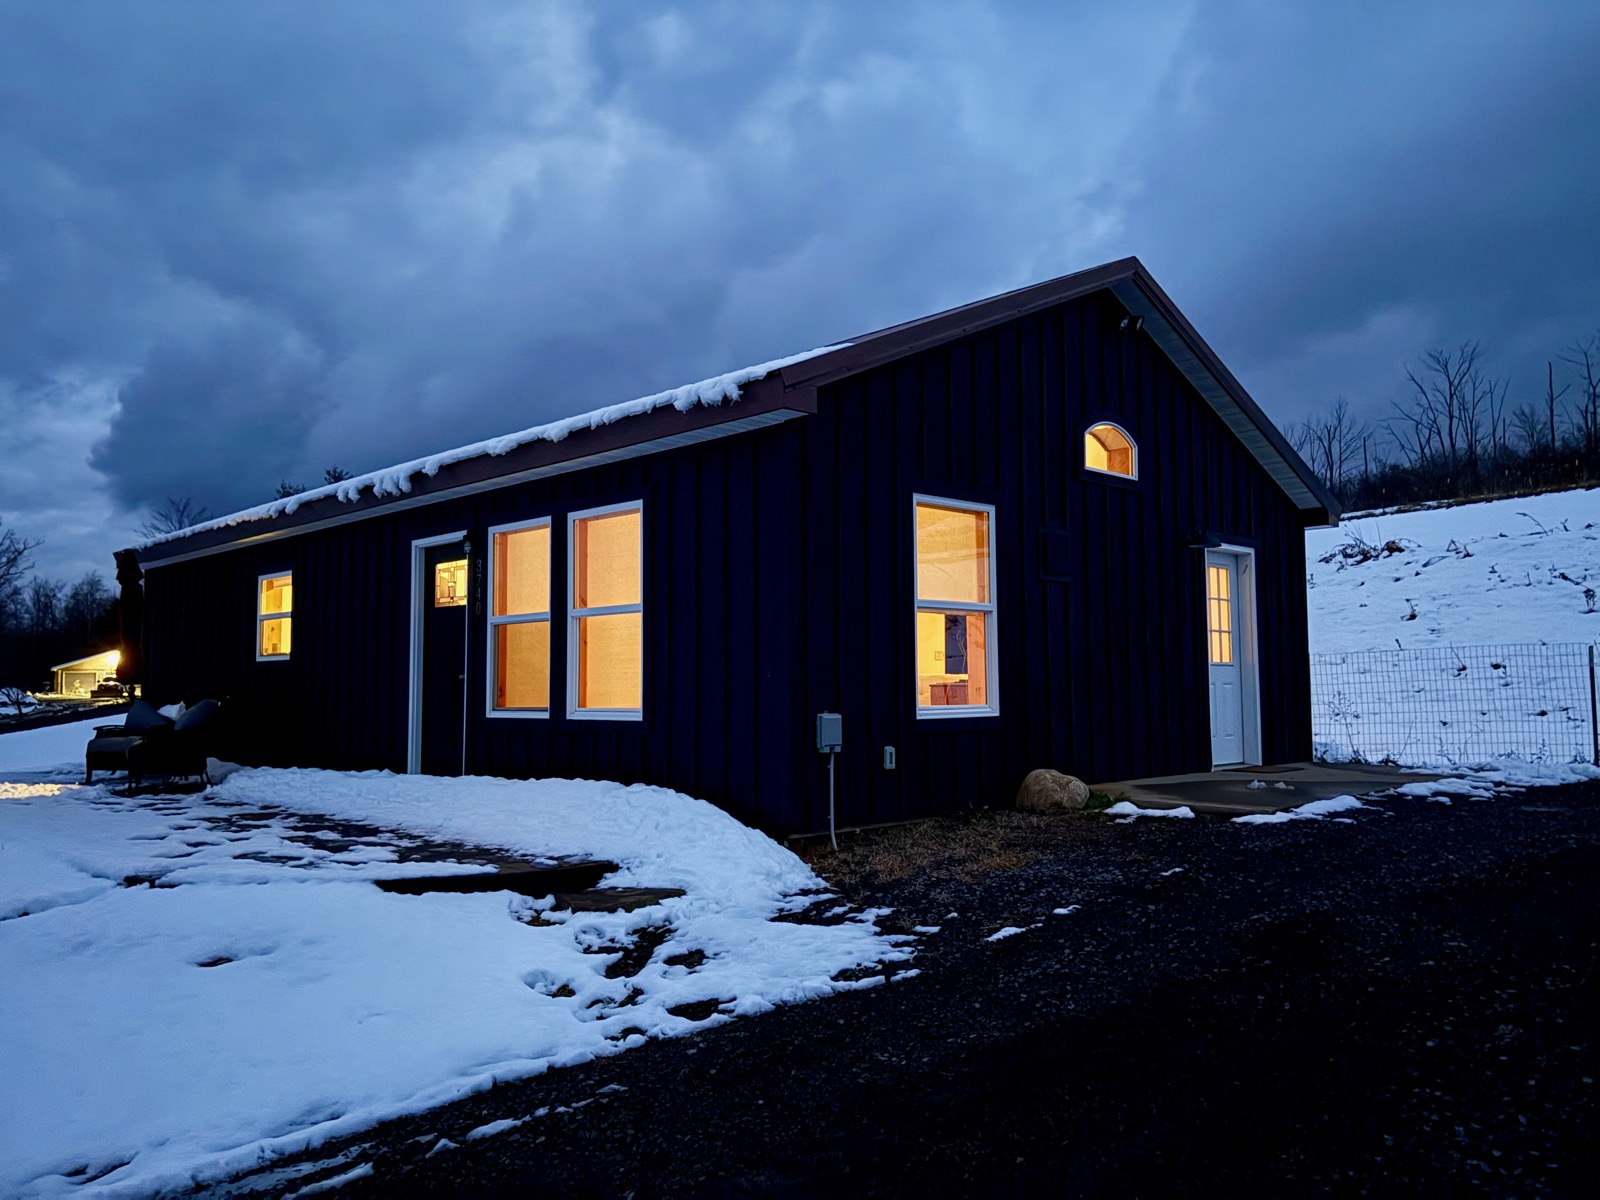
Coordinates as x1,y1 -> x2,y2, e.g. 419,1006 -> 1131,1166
137,344 -> 847,551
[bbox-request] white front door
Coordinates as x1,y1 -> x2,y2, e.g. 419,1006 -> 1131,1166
1206,551 -> 1246,765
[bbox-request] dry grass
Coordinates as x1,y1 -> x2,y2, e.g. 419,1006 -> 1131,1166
793,809 -> 1070,889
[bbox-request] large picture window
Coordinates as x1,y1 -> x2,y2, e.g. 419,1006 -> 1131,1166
914,496 -> 997,717
568,503 -> 643,719
256,572 -> 293,660
488,520 -> 551,714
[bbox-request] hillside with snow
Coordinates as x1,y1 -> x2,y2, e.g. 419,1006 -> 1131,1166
1305,487 -> 1600,766
1307,487 -> 1600,653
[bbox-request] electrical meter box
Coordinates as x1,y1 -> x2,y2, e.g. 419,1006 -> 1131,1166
816,712 -> 842,754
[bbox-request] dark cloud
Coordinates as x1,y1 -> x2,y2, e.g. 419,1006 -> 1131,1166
1121,4 -> 1600,413
2,2 -> 1598,578
89,311 -> 327,509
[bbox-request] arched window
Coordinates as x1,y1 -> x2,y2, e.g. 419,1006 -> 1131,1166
1084,422 -> 1137,479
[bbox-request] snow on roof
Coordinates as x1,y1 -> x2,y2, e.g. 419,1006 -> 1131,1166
139,344 -> 846,549
50,650 -> 119,673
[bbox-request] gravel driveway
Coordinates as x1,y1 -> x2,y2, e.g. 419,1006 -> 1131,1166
201,780 -> 1600,1197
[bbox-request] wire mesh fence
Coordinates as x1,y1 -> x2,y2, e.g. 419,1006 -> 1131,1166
1310,642 -> 1600,766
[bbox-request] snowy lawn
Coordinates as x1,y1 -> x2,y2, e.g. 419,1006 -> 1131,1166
0,711 -> 109,778
0,750 -> 910,1197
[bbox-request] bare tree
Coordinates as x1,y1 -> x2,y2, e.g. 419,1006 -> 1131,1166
1289,397 -> 1365,492
27,577 -> 64,634
1560,334 -> 1600,455
1395,343 -> 1476,468
1542,361 -> 1570,453
1466,368 -> 1507,468
138,497 -> 211,539
0,518 -> 41,594
64,572 -> 113,643
1510,402 -> 1545,452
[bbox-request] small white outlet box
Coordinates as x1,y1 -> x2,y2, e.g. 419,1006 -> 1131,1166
883,746 -> 896,770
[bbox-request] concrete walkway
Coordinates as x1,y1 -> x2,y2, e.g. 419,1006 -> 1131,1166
1089,761 -> 1439,816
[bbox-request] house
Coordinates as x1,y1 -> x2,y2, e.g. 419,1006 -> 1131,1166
128,258 -> 1338,835
50,650 -> 121,698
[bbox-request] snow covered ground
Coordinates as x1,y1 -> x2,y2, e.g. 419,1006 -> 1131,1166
0,711 -> 108,778
0,730 -> 910,1197
1307,488 -> 1600,765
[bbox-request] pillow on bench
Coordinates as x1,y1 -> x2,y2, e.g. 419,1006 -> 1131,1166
174,699 -> 219,732
124,698 -> 175,732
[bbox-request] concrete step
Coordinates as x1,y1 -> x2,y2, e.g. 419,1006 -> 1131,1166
375,859 -> 618,897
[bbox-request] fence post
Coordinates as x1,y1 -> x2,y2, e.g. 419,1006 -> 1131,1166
1591,644 -> 1599,765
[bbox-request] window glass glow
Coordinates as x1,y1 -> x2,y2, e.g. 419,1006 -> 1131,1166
577,612 -> 642,710
914,499 -> 996,714
434,559 -> 467,608
259,574 -> 293,616
571,506 -> 643,715
1207,563 -> 1234,664
573,509 -> 641,610
1085,423 -> 1136,477
489,523 -> 550,712
494,621 -> 550,709
493,526 -> 550,616
257,573 -> 293,659
915,503 -> 990,604
259,617 -> 292,657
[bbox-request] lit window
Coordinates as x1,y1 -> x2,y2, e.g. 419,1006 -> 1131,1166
488,522 -> 550,713
434,559 -> 467,607
914,497 -> 997,716
1207,563 -> 1233,664
257,573 -> 293,660
1085,422 -> 1137,478
569,503 -> 643,718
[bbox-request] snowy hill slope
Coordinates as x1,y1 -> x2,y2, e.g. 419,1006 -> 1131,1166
1305,488 -> 1600,766
1307,487 -> 1600,653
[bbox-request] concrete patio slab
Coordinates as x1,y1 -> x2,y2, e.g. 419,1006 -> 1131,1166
1088,761 -> 1441,816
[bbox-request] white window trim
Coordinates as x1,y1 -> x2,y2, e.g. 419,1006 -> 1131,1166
255,570 -> 293,662
912,493 -> 999,720
566,499 -> 644,722
1083,420 -> 1139,480
486,517 -> 552,719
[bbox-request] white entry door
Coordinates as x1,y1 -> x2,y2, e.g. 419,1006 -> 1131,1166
1206,551 -> 1246,765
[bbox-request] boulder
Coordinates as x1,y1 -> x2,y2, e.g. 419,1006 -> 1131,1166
1015,769 -> 1091,813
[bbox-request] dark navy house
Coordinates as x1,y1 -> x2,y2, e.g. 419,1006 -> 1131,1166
131,258 -> 1339,836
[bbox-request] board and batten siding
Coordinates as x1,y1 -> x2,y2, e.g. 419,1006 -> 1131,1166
143,433 -> 809,831
142,288 -> 1310,835
788,289 -> 1310,834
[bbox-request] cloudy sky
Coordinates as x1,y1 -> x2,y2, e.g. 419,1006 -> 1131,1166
3,1 -> 1598,580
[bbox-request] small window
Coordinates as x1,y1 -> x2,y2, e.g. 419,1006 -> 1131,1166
1085,422 -> 1137,478
1207,562 -> 1234,664
914,496 -> 997,717
257,572 -> 293,660
488,522 -> 550,714
569,503 -> 643,719
434,559 -> 467,607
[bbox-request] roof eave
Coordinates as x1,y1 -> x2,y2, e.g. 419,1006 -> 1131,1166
1110,269 -> 1341,527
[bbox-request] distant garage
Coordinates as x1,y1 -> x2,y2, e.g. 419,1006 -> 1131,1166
51,650 -> 121,698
